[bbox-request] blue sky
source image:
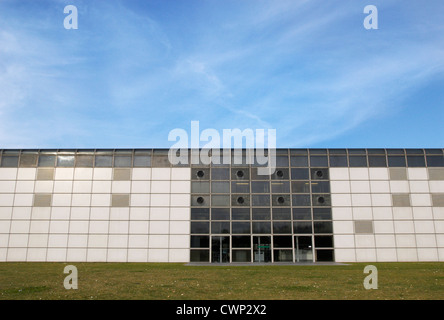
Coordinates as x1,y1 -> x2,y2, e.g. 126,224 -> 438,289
0,0 -> 443,149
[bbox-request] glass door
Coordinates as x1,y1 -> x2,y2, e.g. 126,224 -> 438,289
294,236 -> 313,262
211,236 -> 230,263
253,236 -> 271,263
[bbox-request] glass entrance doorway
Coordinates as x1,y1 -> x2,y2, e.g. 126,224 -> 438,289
211,236 -> 230,263
253,236 -> 271,263
294,236 -> 313,262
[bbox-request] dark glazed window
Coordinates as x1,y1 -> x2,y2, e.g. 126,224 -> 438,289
251,181 -> 270,193
211,168 -> 230,180
232,208 -> 250,220
211,195 -> 230,206
211,222 -> 230,234
367,149 -> 386,155
387,149 -> 405,155
293,222 -> 312,234
211,208 -> 230,220
293,208 -> 311,220
315,236 -> 334,247
191,181 -> 210,193
19,154 -> 38,167
232,236 -> 251,248
276,156 -> 289,167
329,156 -> 348,167
57,155 -> 75,167
271,168 -> 289,180
368,155 -> 387,167
38,155 -> 56,167
311,181 -> 330,193
252,208 -> 270,220
273,236 -> 292,248
133,155 -> 151,167
191,236 -> 209,248
273,222 -> 292,234
151,155 -> 170,167
316,250 -> 334,262
95,155 -> 112,167
311,168 -> 329,180
349,156 -> 367,167
312,195 -> 331,206
313,208 -> 332,220
291,168 -> 309,180
114,155 -> 132,167
231,181 -> 250,193
272,208 -> 291,220
191,208 -> 210,220
292,195 -> 311,206
251,195 -> 270,206
291,181 -> 310,193
211,181 -> 229,193
1,156 -> 19,167
329,149 -> 347,155
231,222 -> 251,234
190,250 -> 209,262
407,156 -> 426,167
310,156 -> 328,167
405,149 -> 424,155
348,149 -> 366,155
427,156 -> 444,167
290,155 -> 308,167
271,181 -> 290,193
76,155 -> 94,167
388,156 -> 406,167
252,222 -> 271,233
314,222 -> 333,233
191,222 -> 209,234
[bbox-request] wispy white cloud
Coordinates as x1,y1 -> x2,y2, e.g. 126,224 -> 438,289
0,0 -> 443,148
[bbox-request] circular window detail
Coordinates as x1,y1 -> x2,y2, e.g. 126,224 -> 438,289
196,170 -> 205,178
196,197 -> 205,204
237,196 -> 245,204
277,196 -> 285,204
316,170 -> 324,178
317,196 -> 325,204
276,170 -> 284,178
236,170 -> 244,178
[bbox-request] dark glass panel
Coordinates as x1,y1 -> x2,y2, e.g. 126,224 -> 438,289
313,208 -> 332,220
252,208 -> 270,220
272,208 -> 291,220
211,208 -> 230,220
273,236 -> 292,248
349,156 -> 367,167
252,222 -> 271,234
191,236 -> 209,248
191,208 -> 210,220
310,156 -> 328,167
291,168 -> 310,180
292,208 -> 312,220
407,156 -> 426,167
273,222 -> 292,234
329,155 -> 348,167
232,236 -> 251,248
232,208 -> 250,220
290,155 -> 308,167
388,156 -> 406,167
368,155 -> 387,167
293,222 -> 312,234
231,222 -> 251,234
211,222 -> 230,234
191,221 -> 210,234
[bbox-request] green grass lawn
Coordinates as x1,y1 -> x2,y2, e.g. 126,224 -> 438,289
0,262 -> 443,300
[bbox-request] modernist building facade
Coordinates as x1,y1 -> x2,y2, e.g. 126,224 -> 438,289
0,148 -> 443,263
